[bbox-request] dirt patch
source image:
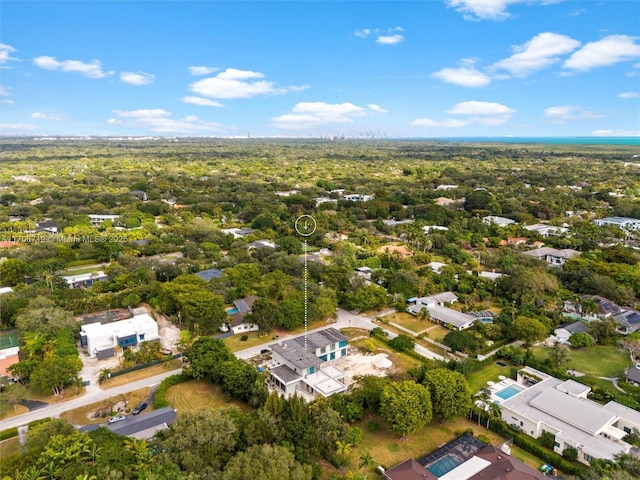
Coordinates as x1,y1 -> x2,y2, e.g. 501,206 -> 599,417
338,351 -> 395,386
154,312 -> 181,353
377,244 -> 413,257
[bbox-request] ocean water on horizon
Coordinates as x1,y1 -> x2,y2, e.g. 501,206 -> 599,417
405,137 -> 640,146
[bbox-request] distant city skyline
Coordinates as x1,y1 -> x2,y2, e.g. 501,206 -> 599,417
1,1 -> 639,137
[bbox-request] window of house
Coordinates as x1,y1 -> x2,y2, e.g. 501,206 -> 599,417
320,346 -> 326,354
330,343 -> 335,351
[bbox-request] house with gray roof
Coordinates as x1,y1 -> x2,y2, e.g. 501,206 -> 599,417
594,216 -> 640,231
499,366 -> 640,465
268,327 -> 348,398
407,292 -> 475,330
625,366 -> 640,386
613,310 -> 640,335
221,296 -> 260,335
522,246 -> 581,267
553,321 -> 590,344
79,407 -> 177,440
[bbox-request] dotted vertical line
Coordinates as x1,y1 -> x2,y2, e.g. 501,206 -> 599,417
304,239 -> 308,350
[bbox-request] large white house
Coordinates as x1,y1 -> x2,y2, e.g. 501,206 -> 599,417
88,214 -> 119,226
524,223 -> 569,237
268,328 -> 348,398
407,292 -> 476,330
499,367 -> 640,465
594,217 -> 640,231
80,312 -> 160,359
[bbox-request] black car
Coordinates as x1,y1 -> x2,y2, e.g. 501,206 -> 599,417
132,402 -> 148,415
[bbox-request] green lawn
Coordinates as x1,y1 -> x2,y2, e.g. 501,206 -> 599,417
164,379 -> 253,414
532,345 -> 630,377
224,331 -> 273,352
467,360 -> 514,392
425,326 -> 450,343
388,312 -> 436,333
0,403 -> 28,420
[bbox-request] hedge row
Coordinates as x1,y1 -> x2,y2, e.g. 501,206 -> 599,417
0,427 -> 18,441
153,373 -> 190,408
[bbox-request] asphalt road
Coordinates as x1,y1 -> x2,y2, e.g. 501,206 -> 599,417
0,308 -> 443,430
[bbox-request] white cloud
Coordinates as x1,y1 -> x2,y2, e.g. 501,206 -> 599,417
31,112 -> 63,121
272,102 -> 386,129
544,105 -> 602,122
411,118 -> 468,127
33,56 -> 113,79
181,96 -> 224,107
120,71 -> 155,86
188,65 -> 218,76
355,27 -> 405,44
0,86 -> 10,96
0,100 -> 14,106
0,122 -> 40,131
592,129 -> 640,137
446,0 -> 561,21
492,32 -> 580,76
432,66 -> 491,87
367,104 -> 388,113
569,8 -> 585,16
448,100 -> 516,124
0,43 -> 18,65
618,92 -> 639,99
564,35 -> 640,71
108,109 -> 224,134
189,68 -> 303,99
376,34 -> 404,45
288,85 -> 311,92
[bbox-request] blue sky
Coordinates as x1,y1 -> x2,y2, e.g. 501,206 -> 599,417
1,0 -> 639,137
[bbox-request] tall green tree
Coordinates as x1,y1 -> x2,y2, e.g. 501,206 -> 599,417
221,444 -> 312,480
379,381 -> 432,440
422,368 -> 471,422
511,316 -> 548,346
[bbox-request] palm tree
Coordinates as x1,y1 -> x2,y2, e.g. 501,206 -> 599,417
336,440 -> 353,459
474,387 -> 492,426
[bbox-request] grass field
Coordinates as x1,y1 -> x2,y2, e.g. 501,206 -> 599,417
425,326 -> 450,343
61,387 -> 151,426
0,437 -> 21,458
532,345 -> 630,377
387,313 -> 436,333
467,360 -> 514,392
0,403 -> 28,420
164,379 -> 253,414
348,415 -> 544,474
101,359 -> 182,389
224,331 -> 273,352
27,386 -> 85,404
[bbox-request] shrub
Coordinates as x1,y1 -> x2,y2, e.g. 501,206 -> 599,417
563,447 -> 578,462
388,334 -> 415,353
154,373 -> 189,408
477,434 -> 491,445
0,427 -> 18,441
240,335 -> 249,341
367,421 -> 380,432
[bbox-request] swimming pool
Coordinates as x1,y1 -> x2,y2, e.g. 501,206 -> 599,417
495,385 -> 524,400
427,455 -> 461,477
226,307 -> 239,314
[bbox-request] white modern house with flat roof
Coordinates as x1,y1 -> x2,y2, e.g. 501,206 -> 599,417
268,328 -> 348,398
88,214 -> 119,226
482,216 -> 516,227
80,312 -> 160,359
524,224 -> 569,237
62,271 -> 109,288
499,367 -> 640,465
594,217 -> 640,231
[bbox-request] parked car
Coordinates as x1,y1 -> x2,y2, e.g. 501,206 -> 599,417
132,402 -> 148,415
108,415 -> 126,424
